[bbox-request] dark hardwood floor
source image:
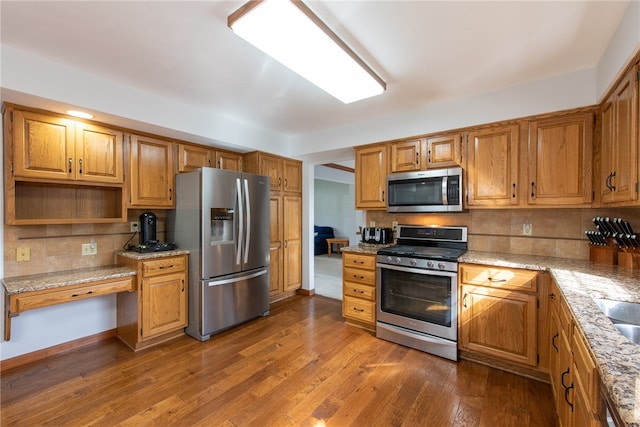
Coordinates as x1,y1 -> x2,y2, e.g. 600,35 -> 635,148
1,295 -> 557,426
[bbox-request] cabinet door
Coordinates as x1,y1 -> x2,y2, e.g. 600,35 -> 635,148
283,159 -> 302,193
355,144 -> 388,209
260,155 -> 283,191
426,134 -> 461,168
601,65 -> 639,204
466,125 -> 519,207
269,195 -> 283,297
178,144 -> 211,172
129,135 -> 175,207
141,272 -> 187,339
460,284 -> 537,366
283,195 -> 302,292
528,113 -> 593,205
215,151 -> 243,171
391,139 -> 422,172
75,122 -> 124,184
12,110 -> 75,181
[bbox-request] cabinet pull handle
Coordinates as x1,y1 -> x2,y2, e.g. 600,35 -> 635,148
284,178 -> 288,188
512,183 -> 516,198
353,289 -> 364,294
182,279 -> 185,292
561,368 -> 571,388
488,277 -> 507,283
353,275 -> 364,280
159,265 -> 174,269
78,158 -> 83,174
551,333 -> 559,352
463,293 -> 468,308
549,293 -> 556,300
71,290 -> 93,297
278,177 -> 282,188
428,150 -> 431,163
68,158 -> 73,173
353,307 -> 365,312
531,182 -> 535,198
169,188 -> 173,201
416,152 -> 420,164
610,171 -> 616,191
382,190 -> 385,202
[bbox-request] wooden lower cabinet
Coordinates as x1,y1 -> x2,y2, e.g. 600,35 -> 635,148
548,280 -> 603,427
459,264 -> 539,367
116,253 -> 188,350
342,252 -> 377,331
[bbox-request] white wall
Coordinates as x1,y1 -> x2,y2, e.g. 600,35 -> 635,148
314,179 -> 358,245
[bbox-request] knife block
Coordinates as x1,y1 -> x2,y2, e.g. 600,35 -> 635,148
589,245 -> 617,265
617,250 -> 640,269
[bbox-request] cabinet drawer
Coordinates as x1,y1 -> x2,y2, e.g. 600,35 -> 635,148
459,265 -> 538,292
343,267 -> 376,286
343,281 -> 375,301
572,326 -> 600,410
11,277 -> 134,314
343,253 -> 376,270
142,256 -> 186,277
343,296 -> 375,323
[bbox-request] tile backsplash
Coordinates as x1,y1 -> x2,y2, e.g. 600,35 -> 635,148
3,210 -> 168,278
367,207 -> 640,260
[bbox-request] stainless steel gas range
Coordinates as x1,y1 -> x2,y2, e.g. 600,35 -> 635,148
376,225 -> 468,361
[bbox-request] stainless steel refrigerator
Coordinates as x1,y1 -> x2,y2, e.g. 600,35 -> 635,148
168,167 -> 270,341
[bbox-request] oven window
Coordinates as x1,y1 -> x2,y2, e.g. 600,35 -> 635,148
380,268 -> 453,327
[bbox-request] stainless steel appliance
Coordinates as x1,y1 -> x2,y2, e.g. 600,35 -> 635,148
362,227 -> 394,244
386,167 -> 463,213
376,225 -> 467,361
168,167 -> 270,341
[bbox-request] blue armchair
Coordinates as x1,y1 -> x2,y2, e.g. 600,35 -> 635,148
314,226 -> 335,255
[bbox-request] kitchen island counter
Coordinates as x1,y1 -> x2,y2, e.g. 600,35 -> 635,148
461,250 -> 640,427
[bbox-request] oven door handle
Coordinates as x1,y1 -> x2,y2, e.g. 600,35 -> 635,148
376,263 -> 457,277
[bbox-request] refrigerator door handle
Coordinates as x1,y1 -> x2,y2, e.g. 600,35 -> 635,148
206,268 -> 268,287
236,178 -> 243,266
243,178 -> 251,264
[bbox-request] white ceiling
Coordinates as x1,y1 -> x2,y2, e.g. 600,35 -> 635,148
0,1 -> 631,139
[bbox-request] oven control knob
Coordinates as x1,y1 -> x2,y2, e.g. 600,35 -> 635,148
438,262 -> 446,270
395,257 -> 402,264
410,259 -> 417,266
386,256 -> 393,263
427,261 -> 434,268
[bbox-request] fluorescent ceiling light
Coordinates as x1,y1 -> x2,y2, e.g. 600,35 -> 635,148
228,0 -> 385,104
66,110 -> 93,119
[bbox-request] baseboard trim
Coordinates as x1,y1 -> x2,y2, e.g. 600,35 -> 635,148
1,329 -> 117,373
297,288 -> 315,296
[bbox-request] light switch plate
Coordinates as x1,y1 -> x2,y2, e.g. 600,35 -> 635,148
17,247 -> 30,262
522,223 -> 532,236
82,243 -> 97,256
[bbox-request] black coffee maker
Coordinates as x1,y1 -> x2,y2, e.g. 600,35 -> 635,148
139,212 -> 157,244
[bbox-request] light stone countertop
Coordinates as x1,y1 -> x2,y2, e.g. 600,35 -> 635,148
460,250 -> 640,427
116,249 -> 190,261
2,266 -> 137,295
341,243 -> 393,255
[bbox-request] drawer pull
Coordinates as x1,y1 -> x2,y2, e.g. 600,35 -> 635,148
551,333 -> 559,352
488,278 -> 507,283
71,290 -> 94,298
353,289 -> 364,294
353,275 -> 365,279
353,260 -> 364,264
352,307 -> 365,312
159,265 -> 174,269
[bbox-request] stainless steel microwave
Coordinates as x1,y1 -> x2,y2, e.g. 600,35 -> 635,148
386,167 -> 463,213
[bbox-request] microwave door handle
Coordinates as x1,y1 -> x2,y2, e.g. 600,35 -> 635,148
442,176 -> 448,205
243,178 -> 251,264
236,178 -> 243,266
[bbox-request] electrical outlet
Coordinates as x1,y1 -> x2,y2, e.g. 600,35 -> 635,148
16,247 -> 30,262
522,223 -> 532,236
130,221 -> 139,232
369,221 -> 376,227
82,243 -> 97,256
391,221 -> 398,231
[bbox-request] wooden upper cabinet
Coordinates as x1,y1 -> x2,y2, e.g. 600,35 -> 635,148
355,144 -> 388,209
283,159 -> 302,193
177,144 -> 211,172
215,151 -> 243,172
466,124 -> 520,207
425,133 -> 461,168
129,135 -> 175,208
527,112 -> 594,206
12,110 -> 123,184
243,151 -> 301,194
391,139 -> 422,172
600,63 -> 639,205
